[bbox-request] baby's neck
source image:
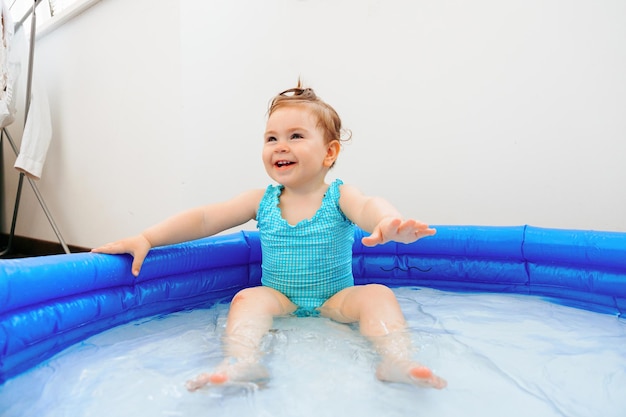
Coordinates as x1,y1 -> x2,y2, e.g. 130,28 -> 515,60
278,182 -> 329,225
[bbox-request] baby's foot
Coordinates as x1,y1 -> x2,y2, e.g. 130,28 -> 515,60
376,359 -> 447,389
185,372 -> 216,391
185,359 -> 269,392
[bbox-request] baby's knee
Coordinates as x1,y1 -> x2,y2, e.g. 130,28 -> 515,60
230,286 -> 294,315
364,283 -> 395,299
231,288 -> 255,305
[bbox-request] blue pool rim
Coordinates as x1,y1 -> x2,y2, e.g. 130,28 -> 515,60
1,225 -> 625,383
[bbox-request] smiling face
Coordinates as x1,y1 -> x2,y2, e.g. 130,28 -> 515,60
263,104 -> 340,190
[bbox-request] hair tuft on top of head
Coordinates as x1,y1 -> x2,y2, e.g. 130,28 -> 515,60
277,87 -> 316,100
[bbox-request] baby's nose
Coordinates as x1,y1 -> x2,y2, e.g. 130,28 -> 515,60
275,142 -> 289,152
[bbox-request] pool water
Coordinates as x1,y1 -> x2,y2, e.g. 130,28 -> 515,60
1,287 -> 624,417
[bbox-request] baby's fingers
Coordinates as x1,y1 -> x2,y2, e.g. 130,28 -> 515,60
91,235 -> 152,277
91,241 -> 127,254
131,254 -> 147,277
399,220 -> 436,238
362,218 -> 402,246
362,230 -> 382,246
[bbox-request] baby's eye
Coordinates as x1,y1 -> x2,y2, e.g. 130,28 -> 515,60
266,136 -> 277,142
290,133 -> 303,140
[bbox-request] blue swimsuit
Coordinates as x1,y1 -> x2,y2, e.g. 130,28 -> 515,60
256,179 -> 355,313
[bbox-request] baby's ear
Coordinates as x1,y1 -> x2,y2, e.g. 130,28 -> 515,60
324,140 -> 341,167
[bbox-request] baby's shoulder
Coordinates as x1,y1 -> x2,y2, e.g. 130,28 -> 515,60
233,188 -> 266,209
337,182 -> 362,197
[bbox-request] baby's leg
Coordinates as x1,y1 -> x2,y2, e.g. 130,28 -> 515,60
321,284 -> 447,389
186,286 -> 296,391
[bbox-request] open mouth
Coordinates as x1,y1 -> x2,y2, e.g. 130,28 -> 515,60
275,160 -> 295,168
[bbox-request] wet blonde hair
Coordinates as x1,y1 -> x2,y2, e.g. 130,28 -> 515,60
268,81 -> 352,147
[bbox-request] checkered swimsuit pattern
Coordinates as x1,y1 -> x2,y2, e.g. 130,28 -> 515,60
257,179 -> 355,309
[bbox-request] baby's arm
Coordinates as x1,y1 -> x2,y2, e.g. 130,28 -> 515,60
92,189 -> 264,276
339,184 -> 436,247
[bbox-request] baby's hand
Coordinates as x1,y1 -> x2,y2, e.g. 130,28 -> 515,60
362,218 -> 436,247
91,234 -> 152,277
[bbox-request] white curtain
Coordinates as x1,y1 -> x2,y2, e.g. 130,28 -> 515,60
1,0 -> 17,128
1,0 -> 53,180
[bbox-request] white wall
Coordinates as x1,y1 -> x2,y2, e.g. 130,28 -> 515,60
3,0 -> 625,249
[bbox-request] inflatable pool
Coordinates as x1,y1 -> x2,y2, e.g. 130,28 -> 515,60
1,225 -> 625,383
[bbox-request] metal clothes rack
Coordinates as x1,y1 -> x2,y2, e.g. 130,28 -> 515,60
1,0 -> 69,256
